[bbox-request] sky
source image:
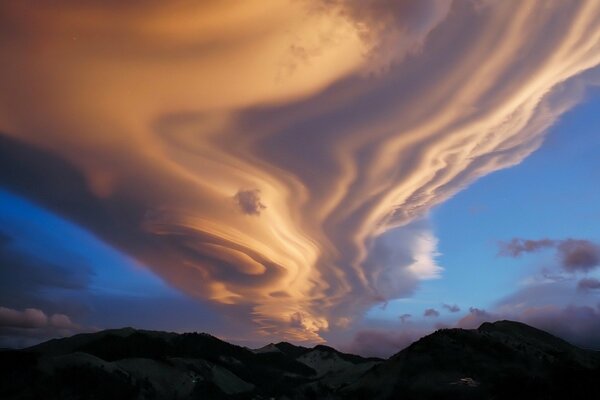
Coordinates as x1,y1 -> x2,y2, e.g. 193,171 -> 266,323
1,1 -> 600,356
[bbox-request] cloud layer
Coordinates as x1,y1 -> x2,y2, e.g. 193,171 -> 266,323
1,1 -> 600,342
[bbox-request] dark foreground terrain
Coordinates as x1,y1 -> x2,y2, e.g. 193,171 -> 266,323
1,320 -> 599,399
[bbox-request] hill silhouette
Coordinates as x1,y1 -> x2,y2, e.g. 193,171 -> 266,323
1,320 -> 598,399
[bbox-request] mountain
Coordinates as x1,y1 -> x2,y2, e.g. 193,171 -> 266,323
0,327 -> 379,399
1,320 -> 599,399
343,320 -> 600,399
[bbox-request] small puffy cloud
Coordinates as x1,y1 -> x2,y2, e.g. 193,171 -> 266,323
442,303 -> 460,313
499,238 -> 555,257
424,308 -> 439,317
499,238 -> 600,272
0,306 -> 78,330
233,189 -> 266,216
557,240 -> 600,272
0,305 -> 85,348
49,313 -> 78,330
0,307 -> 48,329
456,307 -> 497,329
399,313 -> 411,323
577,277 -> 600,291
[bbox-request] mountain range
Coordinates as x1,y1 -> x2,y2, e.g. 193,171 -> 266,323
1,320 -> 599,399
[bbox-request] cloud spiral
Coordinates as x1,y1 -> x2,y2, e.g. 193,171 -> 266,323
1,0 -> 600,341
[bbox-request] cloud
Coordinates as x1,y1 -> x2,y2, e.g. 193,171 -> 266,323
518,305 -> 600,349
498,238 -> 555,257
577,277 -> 600,291
0,307 -> 50,329
558,240 -> 600,272
0,229 -> 93,313
341,300 -> 600,357
0,305 -> 85,348
399,313 -> 411,323
234,189 -> 266,216
456,307 -> 498,329
499,238 -> 600,272
1,1 -> 600,342
442,303 -> 460,313
424,308 -> 439,318
0,306 -> 79,330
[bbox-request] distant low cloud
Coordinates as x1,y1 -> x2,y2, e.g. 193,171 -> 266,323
424,308 -> 439,317
442,303 -> 460,313
0,305 -> 88,348
0,306 -> 78,330
233,189 -> 266,216
456,307 -> 497,329
344,300 -> 600,357
343,328 -> 428,358
499,238 -> 600,272
577,278 -> 600,291
456,304 -> 600,349
0,307 -> 49,329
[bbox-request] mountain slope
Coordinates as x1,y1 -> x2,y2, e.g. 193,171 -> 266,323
1,320 -> 598,399
343,320 -> 600,400
0,327 -> 377,399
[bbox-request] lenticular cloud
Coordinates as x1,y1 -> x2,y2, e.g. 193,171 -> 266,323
1,0 -> 600,341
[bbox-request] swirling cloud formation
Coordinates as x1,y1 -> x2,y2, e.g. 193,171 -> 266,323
1,1 -> 600,341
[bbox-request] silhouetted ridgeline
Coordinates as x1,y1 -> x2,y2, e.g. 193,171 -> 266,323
1,321 -> 599,399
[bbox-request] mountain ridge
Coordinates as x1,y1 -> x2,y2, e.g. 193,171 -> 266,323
1,320 -> 599,399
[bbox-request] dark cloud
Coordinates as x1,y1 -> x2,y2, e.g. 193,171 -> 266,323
442,303 -> 460,313
577,277 -> 600,291
498,238 -> 555,257
499,238 -> 600,272
424,308 -> 439,317
0,134 -> 114,229
233,189 -> 266,216
0,232 -> 10,246
0,231 -> 93,314
399,313 -> 411,323
557,240 -> 600,272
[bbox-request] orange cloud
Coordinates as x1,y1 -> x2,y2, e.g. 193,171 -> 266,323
1,0 -> 600,342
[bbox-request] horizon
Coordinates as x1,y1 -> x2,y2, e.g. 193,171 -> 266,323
1,1 -> 600,360
4,318 -> 564,359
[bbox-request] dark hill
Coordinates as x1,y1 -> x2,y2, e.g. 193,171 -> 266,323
1,320 -> 598,399
343,320 -> 600,400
